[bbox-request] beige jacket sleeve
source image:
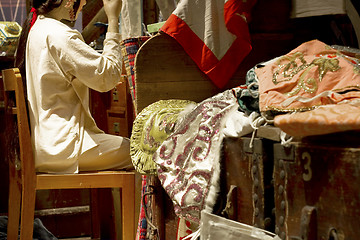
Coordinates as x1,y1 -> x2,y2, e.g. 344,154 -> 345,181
48,30 -> 123,92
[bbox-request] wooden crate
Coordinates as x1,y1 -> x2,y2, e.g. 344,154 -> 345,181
273,140 -> 360,240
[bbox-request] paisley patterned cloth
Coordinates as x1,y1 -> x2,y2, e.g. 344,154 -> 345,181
153,90 -> 239,223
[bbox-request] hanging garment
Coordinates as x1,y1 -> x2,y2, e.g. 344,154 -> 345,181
291,0 -> 345,18
120,36 -> 150,109
160,0 -> 256,88
120,0 -> 143,39
155,0 -> 177,20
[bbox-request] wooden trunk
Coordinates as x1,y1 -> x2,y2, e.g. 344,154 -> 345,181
149,136 -> 277,238
273,139 -> 360,240
222,137 -> 275,232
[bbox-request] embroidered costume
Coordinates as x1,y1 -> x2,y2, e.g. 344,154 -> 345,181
255,39 -> 360,136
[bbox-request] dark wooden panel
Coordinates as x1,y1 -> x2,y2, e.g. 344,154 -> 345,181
0,57 -> 15,215
223,137 -> 275,231
274,141 -> 360,240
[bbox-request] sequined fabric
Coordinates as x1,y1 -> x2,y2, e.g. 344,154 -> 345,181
153,90 -> 239,223
256,39 -> 360,112
130,99 -> 195,175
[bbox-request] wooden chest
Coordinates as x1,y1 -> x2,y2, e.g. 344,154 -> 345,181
222,137 -> 275,232
273,140 -> 360,240
148,136 -> 277,239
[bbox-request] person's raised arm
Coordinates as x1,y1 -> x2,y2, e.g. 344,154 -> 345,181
103,0 -> 122,33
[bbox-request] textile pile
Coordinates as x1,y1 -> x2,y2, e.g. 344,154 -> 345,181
130,39 -> 360,238
257,39 -> 360,137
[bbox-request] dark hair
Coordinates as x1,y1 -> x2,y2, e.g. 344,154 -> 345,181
15,0 -> 82,100
15,0 -> 63,76
15,0 -> 83,100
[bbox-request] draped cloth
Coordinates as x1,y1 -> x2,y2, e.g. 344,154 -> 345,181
160,0 -> 255,89
153,90 -> 239,223
120,0 -> 142,38
255,39 -> 360,137
256,39 -> 360,113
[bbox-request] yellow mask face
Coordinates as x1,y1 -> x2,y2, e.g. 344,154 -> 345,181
130,99 -> 196,175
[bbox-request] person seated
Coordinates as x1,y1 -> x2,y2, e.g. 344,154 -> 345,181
15,0 -> 133,173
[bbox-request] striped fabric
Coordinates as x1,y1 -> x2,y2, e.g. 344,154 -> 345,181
120,36 -> 150,110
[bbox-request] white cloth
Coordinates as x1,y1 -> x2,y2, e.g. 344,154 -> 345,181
222,111 -> 259,138
160,0 -> 253,88
291,0 -> 345,18
155,0 -> 177,20
26,16 -> 128,173
120,0 -> 142,39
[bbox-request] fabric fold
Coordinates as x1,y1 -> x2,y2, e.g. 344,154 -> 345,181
161,0 -> 255,88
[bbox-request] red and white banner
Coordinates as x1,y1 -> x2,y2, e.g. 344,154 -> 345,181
161,0 -> 256,89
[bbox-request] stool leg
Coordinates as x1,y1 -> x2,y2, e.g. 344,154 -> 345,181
19,181 -> 36,240
122,175 -> 135,240
90,189 -> 101,240
112,188 -> 122,240
7,171 -> 21,240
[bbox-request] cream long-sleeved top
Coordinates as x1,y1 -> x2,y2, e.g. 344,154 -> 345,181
26,16 -> 122,173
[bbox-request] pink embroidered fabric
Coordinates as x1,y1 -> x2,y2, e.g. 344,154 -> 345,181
256,39 -> 360,112
274,101 -> 360,137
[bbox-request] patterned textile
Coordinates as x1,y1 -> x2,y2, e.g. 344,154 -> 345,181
236,67 -> 260,114
120,37 -> 150,109
136,175 -> 148,240
274,100 -> 360,137
153,89 -> 239,223
176,217 -> 198,240
255,39 -> 360,137
160,0 -> 256,88
256,39 -> 360,113
130,100 -> 196,175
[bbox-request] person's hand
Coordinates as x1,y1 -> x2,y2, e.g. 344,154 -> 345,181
103,0 -> 122,33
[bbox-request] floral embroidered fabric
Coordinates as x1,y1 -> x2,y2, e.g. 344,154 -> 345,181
256,39 -> 360,113
255,39 -> 360,137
